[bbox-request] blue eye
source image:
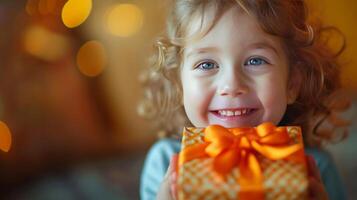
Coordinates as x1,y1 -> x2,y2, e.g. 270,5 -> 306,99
195,61 -> 219,70
244,57 -> 268,66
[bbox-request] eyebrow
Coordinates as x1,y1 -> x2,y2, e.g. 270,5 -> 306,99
185,41 -> 280,59
185,47 -> 220,59
246,41 -> 279,56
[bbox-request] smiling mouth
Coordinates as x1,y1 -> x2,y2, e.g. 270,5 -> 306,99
211,108 -> 257,117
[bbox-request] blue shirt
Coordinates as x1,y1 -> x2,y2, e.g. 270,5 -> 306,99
140,138 -> 347,200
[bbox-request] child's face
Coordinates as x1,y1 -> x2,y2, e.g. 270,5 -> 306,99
181,6 -> 297,128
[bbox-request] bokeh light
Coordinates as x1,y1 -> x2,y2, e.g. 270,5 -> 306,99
0,121 -> 12,152
24,25 -> 70,61
61,0 -> 92,28
106,3 -> 144,37
76,40 -> 107,77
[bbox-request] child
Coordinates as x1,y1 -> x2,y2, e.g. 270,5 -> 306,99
139,0 -> 350,199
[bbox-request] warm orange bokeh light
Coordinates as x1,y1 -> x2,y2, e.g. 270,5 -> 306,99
61,0 -> 92,28
106,3 -> 144,37
76,40 -> 107,77
24,25 -> 70,61
0,121 -> 12,152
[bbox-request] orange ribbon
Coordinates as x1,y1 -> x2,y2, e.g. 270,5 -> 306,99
179,122 -> 303,200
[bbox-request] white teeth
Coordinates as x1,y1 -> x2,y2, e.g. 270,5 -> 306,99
218,109 -> 251,116
227,111 -> 234,116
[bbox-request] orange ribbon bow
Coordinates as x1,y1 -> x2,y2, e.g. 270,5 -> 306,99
179,122 -> 303,200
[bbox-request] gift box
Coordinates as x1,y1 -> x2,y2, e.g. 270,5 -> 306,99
177,122 -> 308,200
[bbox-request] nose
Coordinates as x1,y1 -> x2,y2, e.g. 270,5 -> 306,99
218,71 -> 249,97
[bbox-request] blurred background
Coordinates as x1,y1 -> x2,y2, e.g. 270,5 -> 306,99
0,0 -> 356,199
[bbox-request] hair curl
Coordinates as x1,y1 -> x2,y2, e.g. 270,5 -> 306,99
138,0 -> 350,146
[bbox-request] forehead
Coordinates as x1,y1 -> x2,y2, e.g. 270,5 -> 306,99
183,5 -> 284,55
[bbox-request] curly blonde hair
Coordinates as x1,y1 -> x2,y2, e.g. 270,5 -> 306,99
138,0 -> 350,147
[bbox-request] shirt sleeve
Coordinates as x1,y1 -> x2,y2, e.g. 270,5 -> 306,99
305,148 -> 347,200
140,138 -> 181,200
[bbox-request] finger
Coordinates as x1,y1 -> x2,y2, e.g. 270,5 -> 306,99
309,156 -> 321,180
162,165 -> 172,183
170,154 -> 179,200
171,154 -> 179,173
306,155 -> 322,182
306,155 -> 314,176
308,177 -> 328,200
164,155 -> 177,183
157,156 -> 176,200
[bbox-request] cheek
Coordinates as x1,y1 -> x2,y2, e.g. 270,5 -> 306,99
182,75 -> 214,126
257,75 -> 288,124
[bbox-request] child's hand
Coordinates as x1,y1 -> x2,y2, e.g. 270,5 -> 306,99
306,155 -> 329,200
157,154 -> 178,200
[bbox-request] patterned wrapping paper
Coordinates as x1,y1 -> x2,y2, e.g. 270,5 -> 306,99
177,123 -> 308,200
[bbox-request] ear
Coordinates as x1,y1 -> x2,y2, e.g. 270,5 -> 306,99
287,65 -> 302,105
